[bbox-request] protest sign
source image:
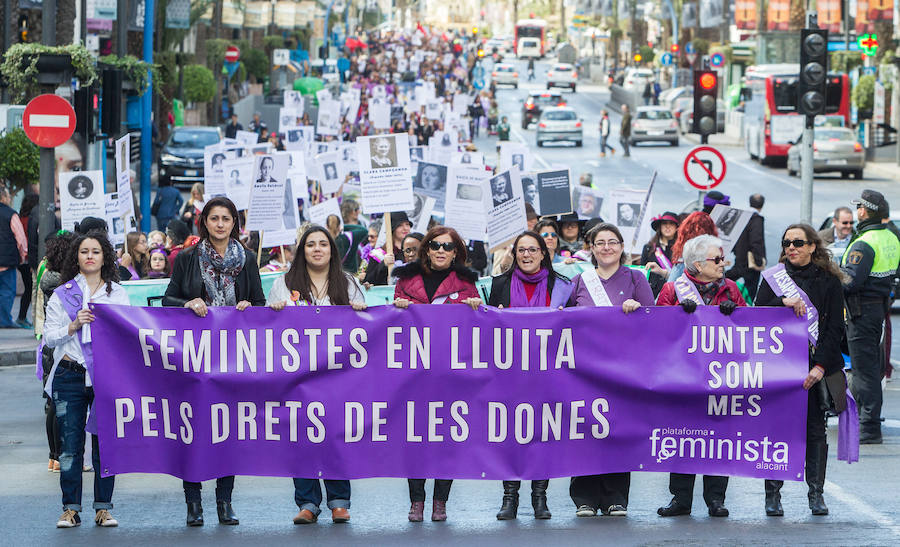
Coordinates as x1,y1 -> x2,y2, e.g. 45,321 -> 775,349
104,193 -> 135,247
607,188 -> 653,254
246,153 -> 290,232
535,169 -> 573,217
60,170 -> 105,230
203,144 -> 228,196
315,151 -> 344,194
444,165 -> 489,242
92,305 -> 808,482
356,134 -> 414,214
284,90 -> 305,112
316,88 -> 332,104
261,174 -> 301,248
572,185 -> 604,220
425,100 -> 442,120
408,194 -> 436,234
222,157 -> 254,210
486,168 -> 528,251
499,142 -> 530,173
316,99 -> 341,136
235,130 -> 259,146
710,205 -> 755,257
308,197 -> 343,230
339,143 -> 358,175
114,134 -> 133,217
369,99 -> 391,129
413,161 -> 447,212
452,150 -> 483,166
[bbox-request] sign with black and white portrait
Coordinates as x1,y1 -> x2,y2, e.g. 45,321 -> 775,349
60,170 -> 105,231
413,161 -> 448,212
535,169 -> 573,217
486,167 -> 528,251
607,188 -> 653,254
356,133 -> 413,214
222,156 -> 254,211
709,204 -> 754,256
246,152 -> 291,232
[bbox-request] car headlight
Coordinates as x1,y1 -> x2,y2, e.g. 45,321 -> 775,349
160,153 -> 181,164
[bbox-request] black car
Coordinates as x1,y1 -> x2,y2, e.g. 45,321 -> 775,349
521,91 -> 565,129
158,126 -> 223,188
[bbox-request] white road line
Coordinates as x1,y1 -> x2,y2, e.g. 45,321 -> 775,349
884,418 -> 900,428
730,158 -> 801,190
824,480 -> 900,537
29,114 -> 70,127
510,127 -> 549,168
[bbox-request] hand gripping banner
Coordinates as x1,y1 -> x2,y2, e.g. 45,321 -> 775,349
90,304 -> 809,482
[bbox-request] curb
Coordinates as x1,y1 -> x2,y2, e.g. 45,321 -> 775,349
682,133 -> 743,148
866,162 -> 900,182
0,349 -> 36,367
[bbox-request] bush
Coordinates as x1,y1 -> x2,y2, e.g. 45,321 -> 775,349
0,129 -> 40,193
242,48 -> 269,82
183,64 -> 216,103
638,45 -> 655,64
852,74 -> 875,111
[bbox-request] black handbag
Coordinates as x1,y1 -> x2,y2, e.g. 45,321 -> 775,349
815,369 -> 848,416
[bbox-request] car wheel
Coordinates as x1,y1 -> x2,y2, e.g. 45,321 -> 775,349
671,139 -> 679,147
513,83 -> 518,89
521,121 -> 529,129
841,170 -> 850,179
575,140 -> 582,147
546,84 -> 551,90
537,141 -> 543,147
572,85 -> 576,92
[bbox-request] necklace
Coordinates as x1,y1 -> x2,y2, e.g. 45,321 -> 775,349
310,278 -> 329,300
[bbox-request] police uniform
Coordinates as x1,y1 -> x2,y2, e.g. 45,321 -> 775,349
842,191 -> 900,443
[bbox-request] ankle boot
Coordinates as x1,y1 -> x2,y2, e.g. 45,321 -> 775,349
408,501 -> 424,522
764,480 -> 784,516
806,442 -> 829,515
216,501 -> 239,525
496,481 -> 520,520
531,480 -> 551,519
431,500 -> 447,521
186,502 -> 203,526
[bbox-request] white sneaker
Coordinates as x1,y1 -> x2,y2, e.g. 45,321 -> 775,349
575,504 -> 596,517
607,504 -> 627,516
56,509 -> 81,528
94,509 -> 118,527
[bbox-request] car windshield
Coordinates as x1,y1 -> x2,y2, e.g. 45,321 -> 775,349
535,95 -> 561,105
637,110 -> 672,120
497,66 -> 514,72
544,110 -> 576,121
555,66 -> 572,71
815,129 -> 854,141
169,130 -> 220,148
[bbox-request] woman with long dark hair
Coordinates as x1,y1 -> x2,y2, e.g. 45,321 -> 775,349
755,224 -> 846,517
393,226 -> 483,523
489,230 -> 573,520
640,212 -> 679,296
566,223 -> 655,519
268,225 -> 366,524
119,232 -> 149,279
43,231 -> 129,528
163,196 -> 266,527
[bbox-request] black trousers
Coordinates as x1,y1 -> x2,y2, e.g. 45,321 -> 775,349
569,473 -> 630,510
668,473 -> 728,508
408,479 -> 452,502
847,300 -> 886,435
17,264 -> 32,321
183,476 -> 234,503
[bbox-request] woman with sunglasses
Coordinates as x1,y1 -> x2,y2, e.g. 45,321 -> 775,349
488,231 -> 574,520
163,197 -> 266,527
755,225 -> 846,517
565,223 -> 654,519
267,226 -> 367,525
393,226 -> 483,523
534,219 -> 565,264
656,234 -> 745,518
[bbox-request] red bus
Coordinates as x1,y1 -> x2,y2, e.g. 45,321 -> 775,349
743,64 -> 850,163
515,19 -> 547,58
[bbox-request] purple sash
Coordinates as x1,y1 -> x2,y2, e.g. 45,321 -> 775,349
53,281 -> 98,432
673,273 -> 703,304
654,246 -> 673,270
761,263 -> 819,344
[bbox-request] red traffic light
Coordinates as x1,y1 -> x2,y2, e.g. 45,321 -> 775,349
671,44 -> 679,53
699,73 -> 717,90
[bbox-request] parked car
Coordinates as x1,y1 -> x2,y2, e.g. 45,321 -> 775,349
158,126 -> 223,188
492,63 -> 519,88
659,86 -> 692,110
786,127 -> 865,179
536,107 -> 583,147
622,68 -> 654,94
546,63 -> 577,91
521,91 -> 566,129
679,99 -> 727,134
630,106 -> 679,146
517,38 -> 542,59
670,96 -> 693,125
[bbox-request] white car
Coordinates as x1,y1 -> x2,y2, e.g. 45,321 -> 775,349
536,107 -> 583,147
491,63 -> 519,88
517,38 -> 541,59
623,68 -> 654,94
630,106 -> 679,146
546,63 -> 577,91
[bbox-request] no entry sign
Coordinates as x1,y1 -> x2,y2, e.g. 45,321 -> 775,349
225,46 -> 241,63
683,146 -> 727,190
23,94 -> 76,148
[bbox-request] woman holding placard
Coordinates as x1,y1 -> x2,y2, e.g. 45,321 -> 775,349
268,225 -> 367,524
565,223 -> 654,518
755,224 -> 846,517
163,197 -> 265,527
393,226 -> 483,522
488,230 -> 574,520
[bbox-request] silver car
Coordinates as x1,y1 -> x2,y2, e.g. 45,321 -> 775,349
630,106 -> 679,146
787,127 -> 865,179
492,63 -> 519,88
536,107 -> 583,147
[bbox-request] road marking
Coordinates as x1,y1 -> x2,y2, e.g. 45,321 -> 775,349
731,158 -> 801,190
510,127 -> 549,168
824,480 -> 900,537
29,114 -> 70,127
884,418 -> 900,428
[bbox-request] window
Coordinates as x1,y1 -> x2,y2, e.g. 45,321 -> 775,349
543,110 -> 576,121
637,110 -> 673,120
169,130 -> 220,148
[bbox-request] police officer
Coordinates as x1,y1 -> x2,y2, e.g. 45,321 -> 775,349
842,190 -> 900,444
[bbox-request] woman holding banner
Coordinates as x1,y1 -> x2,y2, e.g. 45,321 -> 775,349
755,224 -> 846,517
489,231 -> 574,520
640,212 -> 679,297
565,223 -> 654,518
656,234 -> 746,518
268,225 -> 367,524
44,231 -> 130,528
393,226 -> 483,522
163,197 -> 266,527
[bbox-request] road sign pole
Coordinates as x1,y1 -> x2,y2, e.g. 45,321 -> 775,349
37,148 -> 55,264
141,0 -> 155,233
800,119 -> 814,224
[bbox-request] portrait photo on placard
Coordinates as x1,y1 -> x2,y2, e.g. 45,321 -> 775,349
68,174 -> 94,200
572,186 -> 604,220
413,162 -> 447,192
616,202 -> 641,227
490,172 -> 514,208
368,134 -> 398,168
256,155 -> 280,183
521,174 -> 540,213
716,207 -> 741,236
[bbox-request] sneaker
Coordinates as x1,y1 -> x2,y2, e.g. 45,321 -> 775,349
47,459 -> 54,472
82,465 -> 93,472
95,509 -> 118,527
52,460 -> 60,472
575,505 -> 597,517
56,509 -> 81,528
16,319 -> 33,329
606,504 -> 627,516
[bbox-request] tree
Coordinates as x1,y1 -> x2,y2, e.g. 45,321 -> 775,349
852,74 -> 875,111
0,129 -> 40,193
183,64 -> 215,103
242,49 -> 269,82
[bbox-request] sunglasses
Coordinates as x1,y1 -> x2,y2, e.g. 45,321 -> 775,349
540,232 -> 558,239
428,241 -> 456,252
782,239 -> 811,248
704,256 -> 726,264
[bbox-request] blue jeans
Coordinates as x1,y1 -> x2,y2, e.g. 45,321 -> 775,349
293,479 -> 350,516
53,367 -> 114,511
0,267 -> 16,327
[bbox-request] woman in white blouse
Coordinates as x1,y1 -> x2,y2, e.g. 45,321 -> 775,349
268,225 -> 366,524
43,231 -> 130,529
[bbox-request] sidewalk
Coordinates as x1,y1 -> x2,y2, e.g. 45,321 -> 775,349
0,294 -> 38,367
868,146 -> 900,181
682,131 -> 743,148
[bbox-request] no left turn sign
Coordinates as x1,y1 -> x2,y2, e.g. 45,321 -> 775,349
683,146 -> 727,191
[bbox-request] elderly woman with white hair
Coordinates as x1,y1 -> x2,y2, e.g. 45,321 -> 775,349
654,234 -> 746,519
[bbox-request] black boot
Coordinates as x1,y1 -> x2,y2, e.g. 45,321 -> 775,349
186,502 -> 203,527
496,481 -> 519,520
216,501 -> 240,525
764,480 -> 784,516
806,442 -> 829,515
531,480 -> 551,519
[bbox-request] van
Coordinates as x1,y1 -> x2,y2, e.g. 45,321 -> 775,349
517,39 -> 541,59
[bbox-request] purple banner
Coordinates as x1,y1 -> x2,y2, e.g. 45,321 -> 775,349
91,304 -> 809,482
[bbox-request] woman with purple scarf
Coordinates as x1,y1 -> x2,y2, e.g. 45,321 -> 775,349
488,231 -> 574,520
566,223 -> 654,519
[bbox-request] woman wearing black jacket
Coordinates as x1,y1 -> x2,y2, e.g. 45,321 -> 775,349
163,197 -> 266,527
755,223 -> 846,517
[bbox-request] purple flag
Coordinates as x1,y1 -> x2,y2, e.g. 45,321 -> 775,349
90,304 -> 809,482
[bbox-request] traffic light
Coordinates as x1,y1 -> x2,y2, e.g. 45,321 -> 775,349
671,44 -> 679,53
101,67 -> 123,137
799,28 -> 828,117
692,70 -> 718,137
74,86 -> 98,142
472,27 -> 478,36
18,15 -> 28,43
